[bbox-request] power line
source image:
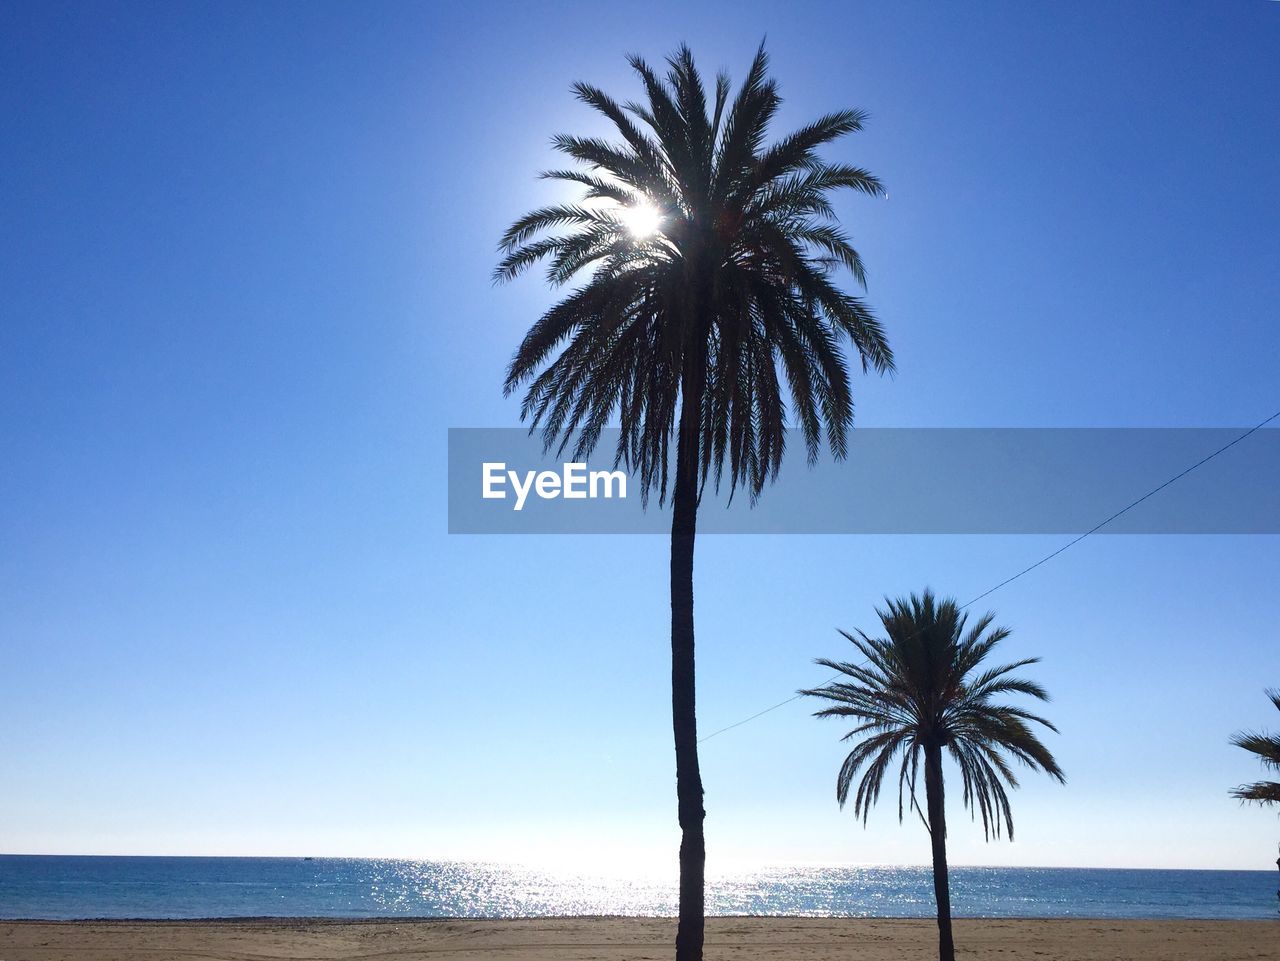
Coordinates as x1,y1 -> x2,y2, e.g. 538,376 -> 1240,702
698,410 -> 1280,744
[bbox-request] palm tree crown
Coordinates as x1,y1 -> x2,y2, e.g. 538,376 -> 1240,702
1230,690 -> 1280,806
803,590 -> 1065,840
496,44 -> 893,501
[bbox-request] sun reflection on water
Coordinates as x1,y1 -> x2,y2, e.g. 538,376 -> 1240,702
350,860 -> 950,918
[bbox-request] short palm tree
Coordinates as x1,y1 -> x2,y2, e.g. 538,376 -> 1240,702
801,590 -> 1065,961
497,45 -> 892,961
1230,690 -> 1280,806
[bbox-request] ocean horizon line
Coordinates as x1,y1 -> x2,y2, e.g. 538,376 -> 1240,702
0,853 -> 1272,875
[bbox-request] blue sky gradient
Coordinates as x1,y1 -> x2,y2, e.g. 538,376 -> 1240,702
2,1 -> 1278,870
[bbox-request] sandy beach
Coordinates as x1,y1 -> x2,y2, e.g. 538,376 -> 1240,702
1,916 -> 1275,961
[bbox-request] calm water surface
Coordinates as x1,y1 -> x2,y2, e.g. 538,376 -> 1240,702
0,856 -> 1275,921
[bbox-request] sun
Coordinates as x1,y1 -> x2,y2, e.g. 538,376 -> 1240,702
618,200 -> 663,239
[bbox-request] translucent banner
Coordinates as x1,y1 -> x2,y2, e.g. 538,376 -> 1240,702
447,428 -> 1279,535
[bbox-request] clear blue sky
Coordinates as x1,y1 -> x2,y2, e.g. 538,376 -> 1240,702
2,1 -> 1277,871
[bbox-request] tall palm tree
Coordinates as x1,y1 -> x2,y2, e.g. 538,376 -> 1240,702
496,45 -> 892,960
801,590 -> 1065,961
1230,690 -> 1280,806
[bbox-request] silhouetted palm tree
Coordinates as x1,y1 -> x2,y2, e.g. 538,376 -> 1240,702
497,45 -> 892,960
801,590 -> 1064,961
1231,690 -> 1280,806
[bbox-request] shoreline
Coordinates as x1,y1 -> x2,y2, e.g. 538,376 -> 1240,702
3,916 -> 1276,961
3,912 -> 1278,922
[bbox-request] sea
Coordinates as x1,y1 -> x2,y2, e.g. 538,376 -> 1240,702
0,856 -> 1275,921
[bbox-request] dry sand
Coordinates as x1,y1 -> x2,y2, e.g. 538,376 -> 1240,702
1,916 -> 1275,961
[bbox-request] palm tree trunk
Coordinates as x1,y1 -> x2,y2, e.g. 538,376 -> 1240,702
924,743 -> 955,961
671,367 -> 705,961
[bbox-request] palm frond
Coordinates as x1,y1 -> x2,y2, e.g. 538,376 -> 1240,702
1231,780 -> 1280,804
1229,689 -> 1280,805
